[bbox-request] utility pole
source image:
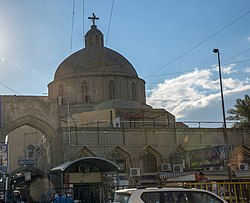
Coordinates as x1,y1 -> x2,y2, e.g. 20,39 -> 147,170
213,48 -> 232,181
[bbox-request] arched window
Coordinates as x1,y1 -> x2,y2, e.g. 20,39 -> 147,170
140,152 -> 157,173
108,152 -> 127,173
25,144 -> 36,158
89,35 -> 93,46
109,80 -> 115,100
95,35 -> 99,45
59,84 -> 64,104
81,81 -> 88,103
132,82 -> 136,101
77,146 -> 95,159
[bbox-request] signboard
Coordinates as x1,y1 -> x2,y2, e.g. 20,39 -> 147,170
0,144 -> 7,166
187,145 -> 226,169
25,172 -> 31,181
65,172 -> 101,183
18,157 -> 36,165
0,144 -> 7,174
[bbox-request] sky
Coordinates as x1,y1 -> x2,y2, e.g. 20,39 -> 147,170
0,0 -> 249,126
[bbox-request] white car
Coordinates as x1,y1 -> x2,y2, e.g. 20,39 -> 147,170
113,187 -> 228,203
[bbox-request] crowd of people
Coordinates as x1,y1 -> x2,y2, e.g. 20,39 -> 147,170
49,192 -> 74,203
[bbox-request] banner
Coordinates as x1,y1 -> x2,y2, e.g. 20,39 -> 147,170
0,144 -> 8,174
0,144 -> 7,166
187,145 -> 226,169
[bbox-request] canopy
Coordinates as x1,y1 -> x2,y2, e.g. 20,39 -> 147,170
51,157 -> 120,172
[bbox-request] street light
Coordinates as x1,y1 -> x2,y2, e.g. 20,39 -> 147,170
213,48 -> 232,181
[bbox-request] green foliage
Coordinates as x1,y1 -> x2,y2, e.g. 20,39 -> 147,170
227,95 -> 250,128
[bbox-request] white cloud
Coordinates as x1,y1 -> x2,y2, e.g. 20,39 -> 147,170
248,36 -> 250,41
245,67 -> 250,73
212,64 -> 236,74
223,78 -> 244,90
222,65 -> 236,74
147,66 -> 250,122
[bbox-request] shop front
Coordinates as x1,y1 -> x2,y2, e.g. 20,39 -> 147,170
51,157 -> 120,203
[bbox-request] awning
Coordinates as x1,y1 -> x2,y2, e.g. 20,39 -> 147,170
51,157 -> 120,173
159,172 -> 195,179
10,166 -> 45,187
234,170 -> 250,178
202,170 -> 231,180
202,170 -> 229,176
10,166 -> 45,177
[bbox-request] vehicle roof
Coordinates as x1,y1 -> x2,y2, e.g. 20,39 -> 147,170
115,187 -> 227,202
116,187 -> 209,193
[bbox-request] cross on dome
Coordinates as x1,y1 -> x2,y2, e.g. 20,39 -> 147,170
88,13 -> 99,26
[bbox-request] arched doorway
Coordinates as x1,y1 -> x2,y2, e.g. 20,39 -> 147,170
0,115 -> 58,202
9,166 -> 45,202
51,157 -> 120,203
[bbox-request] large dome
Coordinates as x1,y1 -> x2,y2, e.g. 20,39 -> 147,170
48,22 -> 147,112
54,46 -> 138,81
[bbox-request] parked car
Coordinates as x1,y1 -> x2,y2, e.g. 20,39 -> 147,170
113,187 -> 228,203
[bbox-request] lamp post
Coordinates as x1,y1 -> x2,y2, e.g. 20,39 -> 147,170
213,48 -> 232,181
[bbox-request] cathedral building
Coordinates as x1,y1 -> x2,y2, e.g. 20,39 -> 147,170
0,14 -> 249,202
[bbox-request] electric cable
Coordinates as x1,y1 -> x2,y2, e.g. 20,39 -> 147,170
147,46 -> 250,78
106,0 -> 115,46
83,0 -> 85,41
0,81 -> 21,95
147,58 -> 250,78
70,0 -> 76,54
145,10 -> 250,79
228,59 -> 250,65
223,47 -> 250,63
147,59 -> 250,94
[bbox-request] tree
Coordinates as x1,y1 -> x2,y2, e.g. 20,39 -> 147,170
227,94 -> 250,128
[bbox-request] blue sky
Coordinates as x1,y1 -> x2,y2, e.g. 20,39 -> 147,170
0,0 -> 250,124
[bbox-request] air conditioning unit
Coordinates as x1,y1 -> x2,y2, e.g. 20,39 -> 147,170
161,163 -> 172,172
130,168 -> 140,177
204,167 -> 214,171
79,165 -> 91,173
239,163 -> 249,170
113,117 -> 121,128
173,164 -> 183,172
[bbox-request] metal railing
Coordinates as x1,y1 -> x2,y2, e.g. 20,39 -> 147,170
64,119 -> 247,129
184,182 -> 250,203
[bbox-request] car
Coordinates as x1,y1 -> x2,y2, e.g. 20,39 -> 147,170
113,186 -> 228,203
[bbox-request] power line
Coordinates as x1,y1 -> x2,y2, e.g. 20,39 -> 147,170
83,0 -> 85,41
70,0 -> 76,54
147,45 -> 250,79
147,58 -> 250,78
227,59 -> 250,65
147,70 -> 195,78
106,0 -> 115,46
146,47 -> 250,91
145,10 -> 250,79
0,81 -> 21,95
223,47 -> 250,63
